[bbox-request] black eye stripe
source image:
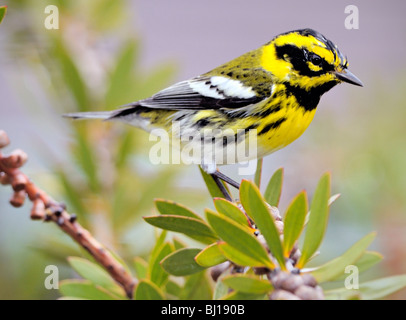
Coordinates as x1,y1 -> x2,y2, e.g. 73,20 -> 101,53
308,53 -> 323,66
302,49 -> 325,66
275,44 -> 333,76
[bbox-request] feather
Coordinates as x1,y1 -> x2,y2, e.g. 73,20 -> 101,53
62,111 -> 114,120
139,76 -> 263,110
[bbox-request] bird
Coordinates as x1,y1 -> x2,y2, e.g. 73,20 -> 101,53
64,28 -> 363,199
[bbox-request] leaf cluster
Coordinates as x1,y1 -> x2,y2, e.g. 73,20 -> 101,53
61,168 -> 406,300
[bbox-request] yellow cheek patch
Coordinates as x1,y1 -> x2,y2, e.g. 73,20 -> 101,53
292,73 -> 337,91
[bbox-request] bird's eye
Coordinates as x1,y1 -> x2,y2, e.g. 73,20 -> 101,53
309,53 -> 322,66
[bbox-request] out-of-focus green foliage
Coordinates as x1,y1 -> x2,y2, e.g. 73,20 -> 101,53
0,6 -> 7,24
0,0 -> 205,299
311,233 -> 376,283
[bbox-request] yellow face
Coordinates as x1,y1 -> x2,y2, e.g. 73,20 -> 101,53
261,29 -> 352,91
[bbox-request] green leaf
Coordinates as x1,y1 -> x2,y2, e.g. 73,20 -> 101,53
113,169 -> 179,232
264,168 -> 284,206
334,251 -> 383,281
360,275 -> 406,300
149,242 -> 172,287
67,257 -> 123,295
213,270 -> 231,300
240,180 -> 284,269
218,242 -> 265,267
310,232 -> 376,283
222,274 -> 273,294
199,167 -> 225,198
304,193 -> 341,226
155,199 -> 203,221
165,280 -> 182,298
213,198 -> 249,227
173,237 -> 188,250
195,243 -> 227,267
221,291 -> 266,300
90,0 -> 126,30
161,248 -> 206,276
150,230 -> 167,262
53,39 -> 89,111
254,158 -> 263,188
144,215 -> 218,244
324,287 -> 361,300
206,210 -> 275,269
73,128 -> 99,192
59,280 -> 119,300
325,275 -> 406,300
298,173 -> 331,268
283,191 -> 308,257
105,40 -> 138,107
134,279 -> 165,300
0,6 -> 7,25
115,128 -> 135,169
134,257 -> 148,280
179,272 -> 212,300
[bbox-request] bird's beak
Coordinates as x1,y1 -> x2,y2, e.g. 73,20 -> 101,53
333,69 -> 363,87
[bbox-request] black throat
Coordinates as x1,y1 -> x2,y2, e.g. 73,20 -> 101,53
283,81 -> 338,112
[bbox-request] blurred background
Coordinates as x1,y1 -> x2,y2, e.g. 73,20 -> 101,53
0,0 -> 405,299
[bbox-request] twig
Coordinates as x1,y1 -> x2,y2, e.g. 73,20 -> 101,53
0,130 -> 137,299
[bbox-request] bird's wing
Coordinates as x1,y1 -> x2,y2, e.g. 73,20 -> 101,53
138,76 -> 264,110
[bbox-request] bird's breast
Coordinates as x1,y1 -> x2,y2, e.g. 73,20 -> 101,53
255,95 -> 317,157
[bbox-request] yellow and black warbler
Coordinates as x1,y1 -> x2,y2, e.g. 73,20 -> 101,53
64,28 -> 362,190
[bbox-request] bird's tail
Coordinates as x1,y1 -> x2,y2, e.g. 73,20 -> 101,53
63,104 -> 138,121
62,110 -> 115,120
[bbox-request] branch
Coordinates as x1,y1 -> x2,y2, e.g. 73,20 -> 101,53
0,130 -> 137,299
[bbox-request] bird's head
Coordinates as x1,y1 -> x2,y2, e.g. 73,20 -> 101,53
261,28 -> 363,92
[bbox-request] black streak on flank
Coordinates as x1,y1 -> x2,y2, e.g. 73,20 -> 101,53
245,123 -> 259,131
176,114 -> 186,121
196,118 -> 210,127
222,124 -> 260,147
259,117 -> 287,135
251,104 -> 281,118
222,136 -> 230,147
